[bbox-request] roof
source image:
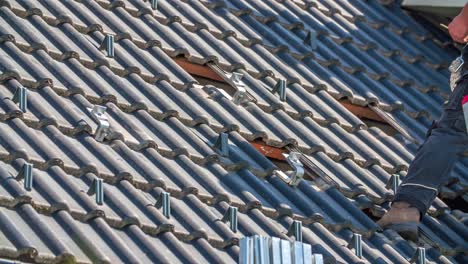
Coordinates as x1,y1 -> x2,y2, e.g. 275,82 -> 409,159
0,0 -> 466,263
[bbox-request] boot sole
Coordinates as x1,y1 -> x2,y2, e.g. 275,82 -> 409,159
385,222 -> 419,242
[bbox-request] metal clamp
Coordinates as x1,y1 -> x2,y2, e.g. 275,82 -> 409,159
212,132 -> 229,157
207,63 -> 252,105
272,79 -> 287,101
409,247 -> 426,264
150,0 -> 158,10
12,86 -> 27,112
87,105 -> 110,142
347,233 -> 363,258
274,152 -> 304,187
87,178 -> 104,205
155,191 -> 171,218
304,30 -> 318,50
99,34 -> 114,58
221,206 -> 238,232
16,162 -> 33,191
287,220 -> 302,242
385,174 -> 400,194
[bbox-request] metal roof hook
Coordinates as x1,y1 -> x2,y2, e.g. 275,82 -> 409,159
87,178 -> 104,205
155,191 -> 171,218
12,86 -> 27,112
16,162 -> 33,191
206,63 -> 253,105
150,0 -> 158,10
99,34 -> 114,58
347,233 -> 363,258
304,30 -> 318,50
213,132 -> 229,156
87,105 -> 111,142
409,247 -> 426,264
287,220 -> 302,242
272,79 -> 287,101
274,152 -> 304,187
221,206 -> 238,232
385,174 -> 400,194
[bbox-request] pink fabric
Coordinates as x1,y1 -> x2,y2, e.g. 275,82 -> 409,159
463,95 -> 468,105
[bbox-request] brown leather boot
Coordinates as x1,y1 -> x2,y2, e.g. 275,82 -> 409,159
377,202 -> 420,242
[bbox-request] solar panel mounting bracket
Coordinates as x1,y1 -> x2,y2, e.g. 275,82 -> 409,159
99,34 -> 115,58
16,162 -> 33,191
12,86 -> 27,112
220,206 -> 238,232
207,63 -> 252,105
272,79 -> 287,101
87,178 -> 104,205
274,152 -> 304,187
286,220 -> 302,242
87,105 -> 111,142
347,233 -> 363,258
155,191 -> 171,218
385,174 -> 400,194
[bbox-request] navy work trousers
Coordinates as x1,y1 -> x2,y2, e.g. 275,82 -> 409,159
393,76 -> 468,215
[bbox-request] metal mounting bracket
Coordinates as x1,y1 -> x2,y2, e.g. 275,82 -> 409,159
347,233 -> 363,258
87,105 -> 110,142
207,63 -> 253,105
287,220 -> 302,242
274,152 -> 304,187
155,191 -> 171,218
385,174 -> 400,194
16,162 -> 33,191
272,79 -> 287,101
212,132 -> 229,156
87,178 -> 104,205
304,30 -> 318,50
221,206 -> 238,232
99,34 -> 114,58
12,86 -> 27,112
150,0 -> 157,10
409,247 -> 426,264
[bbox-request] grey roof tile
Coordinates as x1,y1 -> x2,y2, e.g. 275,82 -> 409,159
0,0 -> 467,263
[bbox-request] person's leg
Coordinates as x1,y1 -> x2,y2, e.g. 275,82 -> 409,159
378,78 -> 468,240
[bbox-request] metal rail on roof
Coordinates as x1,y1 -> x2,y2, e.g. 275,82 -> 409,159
369,105 -> 419,145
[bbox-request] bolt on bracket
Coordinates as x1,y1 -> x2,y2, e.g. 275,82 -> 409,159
16,162 -> 33,191
87,105 -> 110,142
274,152 -> 304,187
